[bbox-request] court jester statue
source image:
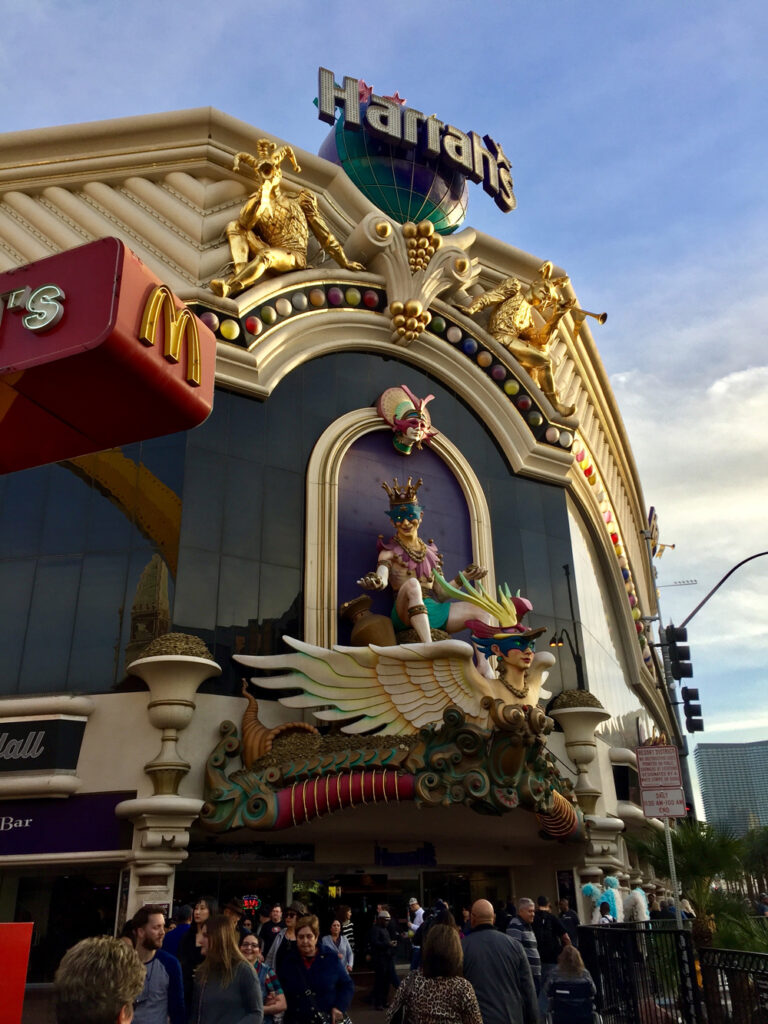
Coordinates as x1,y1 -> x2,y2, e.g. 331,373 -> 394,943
210,140 -> 364,299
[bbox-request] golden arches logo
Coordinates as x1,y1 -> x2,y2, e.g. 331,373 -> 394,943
139,285 -> 201,386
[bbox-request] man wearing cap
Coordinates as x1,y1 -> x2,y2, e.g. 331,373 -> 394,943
369,909 -> 398,1010
223,896 -> 247,940
464,899 -> 537,1024
408,898 -> 424,968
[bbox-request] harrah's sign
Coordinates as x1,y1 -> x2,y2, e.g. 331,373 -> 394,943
0,238 -> 216,473
318,67 -> 516,214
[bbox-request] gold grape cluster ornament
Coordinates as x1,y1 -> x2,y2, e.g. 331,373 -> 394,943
404,220 -> 442,272
388,298 -> 432,344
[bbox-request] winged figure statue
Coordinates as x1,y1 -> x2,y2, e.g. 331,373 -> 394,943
234,575 -> 555,736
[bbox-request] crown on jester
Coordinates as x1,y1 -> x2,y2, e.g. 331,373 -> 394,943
381,476 -> 423,508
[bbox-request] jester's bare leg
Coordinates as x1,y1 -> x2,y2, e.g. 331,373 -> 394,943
446,603 -> 495,679
211,247 -> 301,299
504,338 -> 575,418
394,578 -> 432,644
223,220 -> 257,275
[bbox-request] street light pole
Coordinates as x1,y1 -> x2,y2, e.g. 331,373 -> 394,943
680,551 -> 768,628
549,628 -> 586,691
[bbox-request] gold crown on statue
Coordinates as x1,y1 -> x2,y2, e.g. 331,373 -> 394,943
382,476 -> 423,507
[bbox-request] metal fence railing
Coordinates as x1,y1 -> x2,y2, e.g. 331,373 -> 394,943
578,922 -> 703,1023
698,947 -> 768,1024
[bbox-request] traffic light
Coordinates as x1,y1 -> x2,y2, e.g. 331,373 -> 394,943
665,624 -> 693,679
681,685 -> 704,733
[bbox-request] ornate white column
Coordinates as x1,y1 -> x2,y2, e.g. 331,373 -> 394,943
549,692 -> 610,814
116,636 -> 221,918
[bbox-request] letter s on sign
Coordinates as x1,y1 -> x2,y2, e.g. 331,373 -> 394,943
23,284 -> 66,331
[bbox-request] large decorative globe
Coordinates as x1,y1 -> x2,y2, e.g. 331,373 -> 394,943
318,108 -> 469,235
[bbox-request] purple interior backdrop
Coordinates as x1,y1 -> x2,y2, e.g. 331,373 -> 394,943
337,430 -> 472,644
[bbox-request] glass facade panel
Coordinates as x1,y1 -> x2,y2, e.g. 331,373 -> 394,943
567,496 -> 655,745
19,556 -> 82,692
0,433 -> 185,695
0,351 -> 581,698
67,554 -> 130,689
0,559 -> 36,681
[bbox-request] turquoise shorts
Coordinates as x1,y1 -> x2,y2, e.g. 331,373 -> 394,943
391,595 -> 451,633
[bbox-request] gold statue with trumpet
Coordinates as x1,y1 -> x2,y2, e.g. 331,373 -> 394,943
210,140 -> 364,299
456,261 -> 606,418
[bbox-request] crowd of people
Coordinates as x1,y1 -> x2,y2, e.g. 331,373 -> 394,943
51,892 -> 597,1024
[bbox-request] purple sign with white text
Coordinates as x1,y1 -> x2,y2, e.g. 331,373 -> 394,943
0,791 -> 134,856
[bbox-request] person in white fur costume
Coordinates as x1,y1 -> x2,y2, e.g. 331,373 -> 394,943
581,878 -> 650,924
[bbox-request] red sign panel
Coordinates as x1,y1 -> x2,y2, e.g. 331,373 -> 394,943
0,922 -> 33,1023
635,745 -> 682,790
0,238 -> 216,472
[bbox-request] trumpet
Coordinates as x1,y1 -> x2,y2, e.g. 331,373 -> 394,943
570,307 -> 607,325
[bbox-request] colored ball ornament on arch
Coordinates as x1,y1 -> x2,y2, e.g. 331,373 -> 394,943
319,106 -> 469,235
220,318 -> 240,341
199,311 -> 220,332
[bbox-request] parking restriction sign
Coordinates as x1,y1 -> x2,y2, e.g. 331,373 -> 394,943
641,788 -> 687,819
635,746 -> 682,790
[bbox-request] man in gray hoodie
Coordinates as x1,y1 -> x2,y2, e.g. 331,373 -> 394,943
462,900 -> 537,1024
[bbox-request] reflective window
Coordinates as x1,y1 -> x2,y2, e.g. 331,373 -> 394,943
567,497 -> 656,744
0,432 -> 186,695
1,352 -> 585,701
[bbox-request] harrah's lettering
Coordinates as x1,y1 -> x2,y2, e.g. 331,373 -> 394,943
318,67 -> 516,214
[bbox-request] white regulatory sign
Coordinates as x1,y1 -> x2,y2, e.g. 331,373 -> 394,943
635,745 -> 682,790
641,788 -> 686,818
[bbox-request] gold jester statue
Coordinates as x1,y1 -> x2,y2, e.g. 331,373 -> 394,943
210,140 -> 365,299
456,261 -> 606,418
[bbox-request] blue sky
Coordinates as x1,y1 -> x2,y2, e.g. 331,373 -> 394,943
3,0 -> 766,808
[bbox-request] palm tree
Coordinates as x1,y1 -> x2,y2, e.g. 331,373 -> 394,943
743,826 -> 768,899
627,820 -> 744,947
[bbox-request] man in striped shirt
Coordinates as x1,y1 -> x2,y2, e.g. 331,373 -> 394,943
506,899 -> 541,993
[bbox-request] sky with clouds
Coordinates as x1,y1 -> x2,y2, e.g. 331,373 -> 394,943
2,0 -> 766,811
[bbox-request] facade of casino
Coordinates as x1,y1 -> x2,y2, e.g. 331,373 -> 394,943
0,102 -> 677,978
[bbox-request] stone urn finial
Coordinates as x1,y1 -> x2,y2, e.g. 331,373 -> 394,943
127,633 -> 221,796
549,690 -> 610,814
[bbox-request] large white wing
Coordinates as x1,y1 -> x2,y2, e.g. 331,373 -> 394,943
234,637 -> 492,735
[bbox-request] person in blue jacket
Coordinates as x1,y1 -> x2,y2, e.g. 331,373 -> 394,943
278,915 -> 354,1024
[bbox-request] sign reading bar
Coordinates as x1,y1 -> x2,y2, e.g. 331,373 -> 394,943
641,788 -> 687,819
0,238 -> 216,473
635,745 -> 682,790
0,791 -> 134,855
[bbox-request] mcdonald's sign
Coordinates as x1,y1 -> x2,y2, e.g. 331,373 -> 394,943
140,285 -> 202,386
0,237 -> 216,473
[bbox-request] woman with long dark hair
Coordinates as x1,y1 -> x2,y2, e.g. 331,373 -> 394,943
192,914 -> 263,1024
387,924 -> 481,1024
179,896 -> 220,1010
